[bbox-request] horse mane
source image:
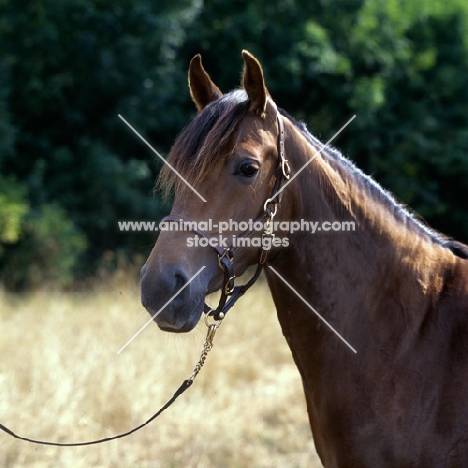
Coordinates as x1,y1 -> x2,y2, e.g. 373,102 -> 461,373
157,90 -> 250,199
444,240 -> 468,259
277,108 -> 457,251
157,91 -> 467,258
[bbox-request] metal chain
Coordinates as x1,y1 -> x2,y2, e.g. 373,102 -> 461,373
189,318 -> 222,382
189,338 -> 214,382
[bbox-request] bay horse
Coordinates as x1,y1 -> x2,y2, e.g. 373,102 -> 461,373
140,50 -> 468,467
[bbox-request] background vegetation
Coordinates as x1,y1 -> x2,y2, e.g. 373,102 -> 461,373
1,0 -> 468,289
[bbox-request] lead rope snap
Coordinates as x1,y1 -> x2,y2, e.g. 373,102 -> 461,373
189,314 -> 224,382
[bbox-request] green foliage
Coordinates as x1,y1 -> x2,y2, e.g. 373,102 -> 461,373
0,173 -> 87,289
0,176 -> 29,248
1,0 -> 468,289
346,4 -> 468,238
0,0 -> 200,288
0,204 -> 87,289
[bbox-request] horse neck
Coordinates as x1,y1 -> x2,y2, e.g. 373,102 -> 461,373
266,119 -> 455,355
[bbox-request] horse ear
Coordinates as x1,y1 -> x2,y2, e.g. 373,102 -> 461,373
242,50 -> 268,116
188,54 -> 223,112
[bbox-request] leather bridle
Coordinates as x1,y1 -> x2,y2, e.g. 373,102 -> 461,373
162,108 -> 290,322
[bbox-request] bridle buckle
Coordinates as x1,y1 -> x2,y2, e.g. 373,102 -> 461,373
263,198 -> 278,218
217,248 -> 235,296
282,159 -> 291,179
224,278 -> 235,295
217,248 -> 233,270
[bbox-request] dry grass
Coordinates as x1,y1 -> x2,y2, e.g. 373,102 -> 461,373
0,273 -> 322,468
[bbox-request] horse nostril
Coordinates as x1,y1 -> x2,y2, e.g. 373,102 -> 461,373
140,267 -> 190,314
175,272 -> 187,291
171,271 -> 190,310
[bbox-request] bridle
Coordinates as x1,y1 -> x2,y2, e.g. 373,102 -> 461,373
162,107 -> 290,322
0,106 -> 291,447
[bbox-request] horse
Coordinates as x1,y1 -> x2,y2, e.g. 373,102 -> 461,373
140,50 -> 468,467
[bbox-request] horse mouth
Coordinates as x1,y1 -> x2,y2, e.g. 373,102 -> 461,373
154,298 -> 205,333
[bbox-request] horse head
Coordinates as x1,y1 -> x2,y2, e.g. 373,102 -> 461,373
140,51 -> 293,332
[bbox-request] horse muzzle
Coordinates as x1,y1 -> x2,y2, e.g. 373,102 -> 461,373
140,262 -> 208,333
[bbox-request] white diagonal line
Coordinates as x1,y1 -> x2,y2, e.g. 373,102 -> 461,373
118,114 -> 207,203
271,115 -> 356,202
268,266 -> 357,354
117,266 -> 206,354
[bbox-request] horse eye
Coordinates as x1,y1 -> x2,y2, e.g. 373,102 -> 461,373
235,161 -> 259,177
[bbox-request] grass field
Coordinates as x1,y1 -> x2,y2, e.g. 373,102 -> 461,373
0,271 -> 322,468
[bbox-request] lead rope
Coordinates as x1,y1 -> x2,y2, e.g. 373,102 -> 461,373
0,316 -> 223,447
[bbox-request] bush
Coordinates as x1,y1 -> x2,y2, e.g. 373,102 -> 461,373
0,203 -> 87,290
0,175 -> 29,251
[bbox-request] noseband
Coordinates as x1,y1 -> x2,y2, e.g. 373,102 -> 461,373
162,108 -> 290,321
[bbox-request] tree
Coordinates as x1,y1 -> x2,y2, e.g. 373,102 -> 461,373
0,0 -> 201,288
